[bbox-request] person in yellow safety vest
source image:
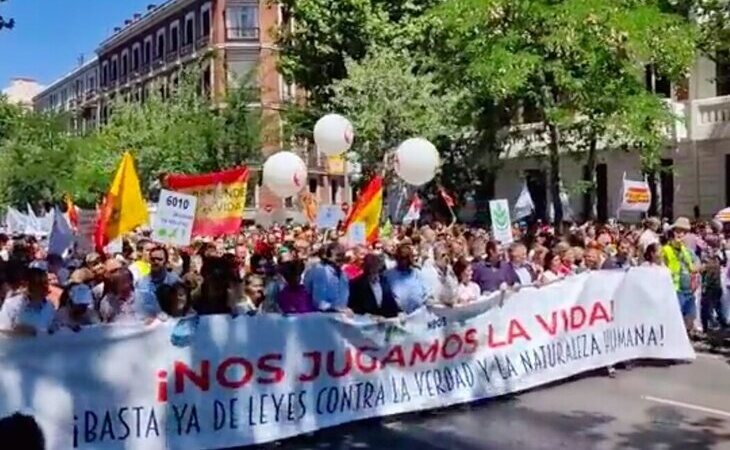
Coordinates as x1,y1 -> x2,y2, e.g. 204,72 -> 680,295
662,217 -> 698,337
130,239 -> 154,284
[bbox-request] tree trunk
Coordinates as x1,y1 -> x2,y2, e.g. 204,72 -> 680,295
582,135 -> 597,221
548,124 -> 564,227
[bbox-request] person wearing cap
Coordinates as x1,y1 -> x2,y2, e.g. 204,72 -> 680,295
52,283 -> 100,332
663,217 -> 698,335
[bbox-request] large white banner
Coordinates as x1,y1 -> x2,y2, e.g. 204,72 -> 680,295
0,268 -> 694,450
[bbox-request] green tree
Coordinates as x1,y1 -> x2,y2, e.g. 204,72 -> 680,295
329,48 -> 459,173
276,0 -> 441,105
0,66 -> 262,208
94,66 -> 262,193
434,0 -> 696,224
0,105 -> 75,206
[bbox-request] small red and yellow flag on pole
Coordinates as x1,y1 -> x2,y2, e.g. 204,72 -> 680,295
343,175 -> 383,244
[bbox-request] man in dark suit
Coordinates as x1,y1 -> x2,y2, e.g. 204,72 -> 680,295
349,254 -> 399,318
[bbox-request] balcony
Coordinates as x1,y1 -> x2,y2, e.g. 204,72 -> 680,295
197,34 -> 210,49
166,51 -> 178,63
153,57 -> 165,70
688,95 -> 730,141
181,43 -> 193,56
226,27 -> 260,41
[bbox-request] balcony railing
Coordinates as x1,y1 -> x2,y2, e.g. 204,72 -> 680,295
166,51 -> 178,63
197,34 -> 210,49
688,95 -> 730,141
226,27 -> 260,41
181,43 -> 193,56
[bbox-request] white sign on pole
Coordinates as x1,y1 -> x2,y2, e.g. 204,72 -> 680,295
152,189 -> 197,246
348,221 -> 367,246
76,210 -> 97,254
316,205 -> 343,229
489,199 -> 514,243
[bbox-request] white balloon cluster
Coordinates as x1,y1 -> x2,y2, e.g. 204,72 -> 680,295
262,113 -> 440,199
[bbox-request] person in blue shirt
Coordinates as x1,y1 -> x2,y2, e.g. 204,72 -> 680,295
305,243 -> 351,314
382,243 -> 429,315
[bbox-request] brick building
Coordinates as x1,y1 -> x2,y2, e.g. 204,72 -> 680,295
33,0 -> 351,211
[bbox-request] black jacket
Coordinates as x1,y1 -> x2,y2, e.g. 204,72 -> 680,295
348,273 -> 400,318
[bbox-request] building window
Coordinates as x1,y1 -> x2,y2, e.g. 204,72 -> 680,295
121,51 -> 129,76
61,89 -> 68,108
132,44 -> 141,70
185,13 -> 195,45
201,3 -> 212,37
645,65 -> 671,99
170,21 -> 180,52
75,79 -> 83,97
144,37 -> 153,65
718,51 -> 730,96
226,5 -> 259,39
87,75 -> 95,92
110,57 -> 118,81
156,29 -> 165,59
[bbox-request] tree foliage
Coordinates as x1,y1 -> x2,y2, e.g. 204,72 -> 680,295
0,67 -> 262,208
432,0 -> 697,222
329,48 -> 460,172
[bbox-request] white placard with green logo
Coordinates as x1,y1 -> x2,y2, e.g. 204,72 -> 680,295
489,199 -> 514,244
152,189 -> 197,247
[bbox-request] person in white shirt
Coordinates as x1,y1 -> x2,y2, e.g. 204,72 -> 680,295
638,217 -> 661,254
452,258 -> 480,305
0,268 -> 56,336
539,251 -> 564,284
421,244 -> 458,305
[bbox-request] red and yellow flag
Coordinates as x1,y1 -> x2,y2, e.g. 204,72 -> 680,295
94,152 -> 149,252
166,167 -> 249,237
65,194 -> 79,229
343,175 -> 383,244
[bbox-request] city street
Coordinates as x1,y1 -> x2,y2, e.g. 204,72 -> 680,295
247,354 -> 730,450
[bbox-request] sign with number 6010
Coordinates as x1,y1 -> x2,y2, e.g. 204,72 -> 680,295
166,195 -> 191,210
153,189 -> 197,246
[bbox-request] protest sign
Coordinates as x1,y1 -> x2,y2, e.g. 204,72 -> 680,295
166,167 -> 249,236
75,209 -> 97,254
0,268 -> 693,450
489,199 -> 514,243
620,179 -> 651,213
316,205 -> 343,229
348,221 -> 367,245
152,190 -> 197,247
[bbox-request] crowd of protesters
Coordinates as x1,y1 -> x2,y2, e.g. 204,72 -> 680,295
0,215 -> 728,344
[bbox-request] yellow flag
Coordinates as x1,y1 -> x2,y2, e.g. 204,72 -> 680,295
101,152 -> 149,241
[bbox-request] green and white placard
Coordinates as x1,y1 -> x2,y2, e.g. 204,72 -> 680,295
489,199 -> 514,244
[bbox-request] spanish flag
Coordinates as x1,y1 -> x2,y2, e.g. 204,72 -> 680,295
94,152 -> 149,251
343,175 -> 383,244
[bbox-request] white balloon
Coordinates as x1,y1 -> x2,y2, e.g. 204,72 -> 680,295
395,138 -> 440,186
263,151 -> 308,198
314,114 -> 354,157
